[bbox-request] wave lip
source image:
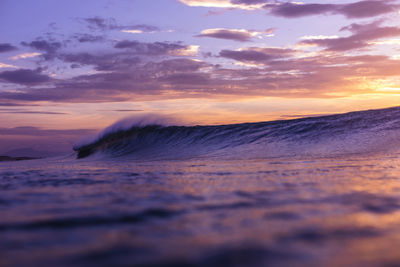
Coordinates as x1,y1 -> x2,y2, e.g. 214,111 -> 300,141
74,106 -> 400,160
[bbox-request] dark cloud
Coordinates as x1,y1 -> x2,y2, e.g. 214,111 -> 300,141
270,1 -> 399,19
0,43 -> 17,53
84,17 -> 115,31
125,24 -> 160,32
111,109 -> 144,112
299,21 -> 400,51
146,58 -> 207,72
220,49 -> 273,62
2,18 -> 400,104
0,127 -> 97,156
271,3 -> 336,18
0,102 -> 39,107
114,40 -> 187,55
60,41 -> 192,71
158,73 -> 210,85
72,34 -> 105,43
231,0 -> 270,4
220,47 -> 294,62
0,59 -> 211,102
2,53 -> 400,102
338,1 -> 399,19
61,52 -> 141,71
21,40 -> 62,60
196,29 -> 254,42
0,69 -> 51,84
0,126 -> 94,137
0,110 -> 67,115
83,16 -> 159,32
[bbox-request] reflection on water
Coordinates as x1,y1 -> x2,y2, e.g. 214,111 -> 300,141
1,153 -> 400,266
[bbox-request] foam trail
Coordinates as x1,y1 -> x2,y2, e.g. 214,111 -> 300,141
73,106 -> 400,160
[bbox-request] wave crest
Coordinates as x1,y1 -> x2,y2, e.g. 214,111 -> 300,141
73,107 -> 400,160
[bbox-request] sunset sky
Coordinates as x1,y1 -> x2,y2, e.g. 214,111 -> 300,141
1,0 -> 400,156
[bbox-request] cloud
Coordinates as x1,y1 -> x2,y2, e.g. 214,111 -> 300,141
0,126 -> 94,138
0,63 -> 18,69
300,35 -> 339,40
338,0 -> 399,19
178,0 -> 268,9
270,1 -> 399,19
158,73 -> 210,85
0,69 -> 51,84
2,19 -> 400,105
0,127 -> 97,156
0,102 -> 39,106
61,52 -> 141,71
271,3 -> 336,18
72,33 -> 105,43
0,58 -> 211,102
83,16 -> 159,32
10,52 -> 42,60
0,109 -> 67,115
2,52 -> 400,102
179,0 -> 399,19
298,21 -> 400,51
58,41 -> 197,71
219,47 -> 295,63
196,28 -> 274,42
0,43 -> 17,53
21,40 -> 62,60
110,109 -> 144,112
121,30 -> 145,34
114,40 -> 190,55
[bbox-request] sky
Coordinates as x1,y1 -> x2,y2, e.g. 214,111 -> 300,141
1,0 -> 400,156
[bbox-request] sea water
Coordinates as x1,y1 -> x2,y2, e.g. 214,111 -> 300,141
1,107 -> 400,266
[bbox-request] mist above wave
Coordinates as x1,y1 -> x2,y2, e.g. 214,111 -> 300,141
73,114 -> 183,150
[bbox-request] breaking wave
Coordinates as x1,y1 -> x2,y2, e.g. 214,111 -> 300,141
73,106 -> 400,160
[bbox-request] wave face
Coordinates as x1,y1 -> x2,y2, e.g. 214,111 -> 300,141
74,106 -> 400,159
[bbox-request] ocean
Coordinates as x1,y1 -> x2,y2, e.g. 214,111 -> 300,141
1,106 -> 400,266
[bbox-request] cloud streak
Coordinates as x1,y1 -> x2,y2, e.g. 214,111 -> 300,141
196,28 -> 274,42
83,16 -> 160,33
270,1 -> 399,18
0,43 -> 18,53
298,21 -> 400,51
179,0 -> 400,19
0,69 -> 51,84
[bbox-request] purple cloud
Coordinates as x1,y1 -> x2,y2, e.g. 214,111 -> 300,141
0,43 -> 17,53
114,40 -> 187,55
2,53 -> 400,102
271,3 -> 336,18
61,52 -> 141,71
83,16 -> 159,32
231,0 -> 270,4
299,21 -> 400,51
196,28 -> 275,42
0,126 -> 93,136
21,40 -> 62,60
0,110 -> 67,115
158,73 -> 209,85
0,127 -> 97,157
72,34 -> 105,43
0,69 -> 51,84
196,29 -> 254,42
338,1 -> 399,18
220,47 -> 294,62
270,1 -> 399,19
220,50 -> 274,61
